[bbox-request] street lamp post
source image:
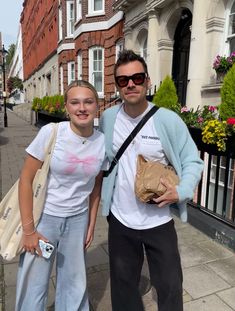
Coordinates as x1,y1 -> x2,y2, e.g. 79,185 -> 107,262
0,44 -> 8,127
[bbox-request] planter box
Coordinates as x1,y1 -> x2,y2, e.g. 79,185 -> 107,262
189,127 -> 235,159
35,110 -> 67,127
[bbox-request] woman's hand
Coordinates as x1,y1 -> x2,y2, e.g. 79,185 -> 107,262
22,231 -> 49,256
84,225 -> 94,249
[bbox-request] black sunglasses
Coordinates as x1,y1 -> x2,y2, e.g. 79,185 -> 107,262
115,72 -> 147,88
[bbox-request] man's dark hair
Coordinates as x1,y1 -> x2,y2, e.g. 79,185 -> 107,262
114,49 -> 148,77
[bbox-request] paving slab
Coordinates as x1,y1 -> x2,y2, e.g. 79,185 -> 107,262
207,256 -> 235,286
184,294 -> 233,311
217,287 -> 235,309
183,265 -> 230,299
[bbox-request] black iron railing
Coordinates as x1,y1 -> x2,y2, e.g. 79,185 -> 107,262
189,128 -> 235,228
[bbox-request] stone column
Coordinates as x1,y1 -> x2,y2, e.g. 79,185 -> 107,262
124,27 -> 134,50
147,9 -> 160,93
186,0 -> 209,109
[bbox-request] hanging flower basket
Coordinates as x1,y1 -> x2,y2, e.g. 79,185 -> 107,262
188,127 -> 235,158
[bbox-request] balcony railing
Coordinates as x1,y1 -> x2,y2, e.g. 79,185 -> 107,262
189,128 -> 235,228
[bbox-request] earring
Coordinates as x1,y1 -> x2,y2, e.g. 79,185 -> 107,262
66,113 -> 70,120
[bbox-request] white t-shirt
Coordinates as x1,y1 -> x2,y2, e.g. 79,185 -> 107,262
26,122 -> 105,217
111,103 -> 172,229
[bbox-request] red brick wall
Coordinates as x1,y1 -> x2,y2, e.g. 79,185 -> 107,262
21,0 -> 58,80
74,16 -> 124,109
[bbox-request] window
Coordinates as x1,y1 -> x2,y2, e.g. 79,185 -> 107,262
142,38 -> 148,61
228,1 -> 235,53
68,61 -> 75,85
60,66 -> 64,95
210,156 -> 234,189
89,46 -> 104,95
116,39 -> 124,60
76,0 -> 82,21
77,51 -> 82,79
58,6 -> 63,41
67,1 -> 75,37
88,0 -> 104,15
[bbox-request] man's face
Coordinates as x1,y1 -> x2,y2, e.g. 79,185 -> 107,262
115,60 -> 150,107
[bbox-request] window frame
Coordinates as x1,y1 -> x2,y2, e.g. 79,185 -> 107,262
88,0 -> 104,15
76,0 -> 82,21
89,46 -> 104,97
67,61 -> 76,85
60,65 -> 64,95
66,0 -> 75,37
77,50 -> 83,80
226,1 -> 235,54
58,5 -> 63,41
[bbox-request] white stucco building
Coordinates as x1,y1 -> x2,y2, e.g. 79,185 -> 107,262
8,26 -> 25,105
114,0 -> 235,109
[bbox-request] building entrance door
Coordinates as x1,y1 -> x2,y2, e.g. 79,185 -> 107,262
172,9 -> 192,106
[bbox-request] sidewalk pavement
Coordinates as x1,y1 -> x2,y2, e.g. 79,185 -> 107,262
1,109 -> 235,311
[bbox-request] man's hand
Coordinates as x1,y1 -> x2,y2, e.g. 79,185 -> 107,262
153,178 -> 179,207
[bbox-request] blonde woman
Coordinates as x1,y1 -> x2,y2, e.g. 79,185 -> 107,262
16,80 -> 105,311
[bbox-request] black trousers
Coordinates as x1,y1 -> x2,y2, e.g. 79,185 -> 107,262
108,213 -> 183,311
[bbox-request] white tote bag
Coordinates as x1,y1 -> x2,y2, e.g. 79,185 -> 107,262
0,123 -> 59,261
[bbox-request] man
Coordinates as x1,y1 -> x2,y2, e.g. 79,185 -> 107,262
100,50 -> 203,311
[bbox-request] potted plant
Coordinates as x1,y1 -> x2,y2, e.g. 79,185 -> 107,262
213,52 -> 235,82
152,75 -> 181,112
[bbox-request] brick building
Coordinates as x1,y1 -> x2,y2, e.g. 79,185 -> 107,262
21,0 -> 124,109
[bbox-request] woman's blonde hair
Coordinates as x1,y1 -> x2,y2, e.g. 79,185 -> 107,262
64,80 -> 99,103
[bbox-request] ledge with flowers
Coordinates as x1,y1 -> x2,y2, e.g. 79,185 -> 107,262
32,95 -> 67,126
213,51 -> 235,83
152,63 -> 235,158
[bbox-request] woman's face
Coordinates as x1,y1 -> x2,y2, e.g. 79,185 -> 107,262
65,86 -> 98,135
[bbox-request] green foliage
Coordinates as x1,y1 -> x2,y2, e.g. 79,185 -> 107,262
32,95 -> 65,115
219,63 -> 235,120
7,76 -> 23,93
152,75 -> 180,112
5,44 -> 15,68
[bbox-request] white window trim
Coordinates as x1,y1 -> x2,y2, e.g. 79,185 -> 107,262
77,51 -> 83,80
89,46 -> 104,97
76,0 -> 82,22
60,66 -> 64,95
224,2 -> 235,54
88,0 -> 105,16
68,61 -> 75,85
66,1 -> 75,37
58,6 -> 63,41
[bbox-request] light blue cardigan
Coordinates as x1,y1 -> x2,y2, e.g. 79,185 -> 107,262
99,104 -> 204,222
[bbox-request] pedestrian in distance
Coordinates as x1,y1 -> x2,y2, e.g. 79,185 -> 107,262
100,50 -> 204,311
15,80 -> 105,311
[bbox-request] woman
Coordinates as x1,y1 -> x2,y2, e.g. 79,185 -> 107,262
15,80 -> 105,311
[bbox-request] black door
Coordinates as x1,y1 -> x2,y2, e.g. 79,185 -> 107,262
172,9 -> 192,106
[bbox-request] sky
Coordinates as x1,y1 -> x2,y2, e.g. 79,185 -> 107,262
0,0 -> 24,49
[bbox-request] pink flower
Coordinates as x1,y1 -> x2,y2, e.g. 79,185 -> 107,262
181,106 -> 189,113
197,117 -> 203,123
227,118 -> 235,125
208,106 -> 217,112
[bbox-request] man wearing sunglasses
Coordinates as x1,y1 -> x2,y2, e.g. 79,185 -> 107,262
100,50 -> 203,311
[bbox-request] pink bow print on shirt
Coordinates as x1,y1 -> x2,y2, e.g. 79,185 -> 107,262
65,154 -> 98,175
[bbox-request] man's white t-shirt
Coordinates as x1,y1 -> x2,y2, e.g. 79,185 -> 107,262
26,122 -> 105,217
111,103 -> 172,229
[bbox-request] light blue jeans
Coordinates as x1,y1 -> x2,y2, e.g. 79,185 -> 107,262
15,211 -> 89,311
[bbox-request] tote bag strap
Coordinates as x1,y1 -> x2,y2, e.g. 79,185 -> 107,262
41,122 -> 59,171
